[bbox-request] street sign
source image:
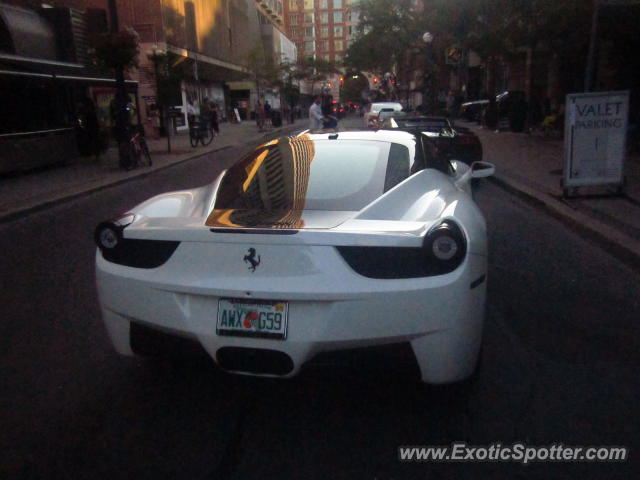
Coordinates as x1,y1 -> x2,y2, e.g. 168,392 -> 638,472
563,90 -> 629,191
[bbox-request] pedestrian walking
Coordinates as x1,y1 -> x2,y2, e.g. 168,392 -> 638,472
200,98 -> 211,124
256,100 -> 266,131
77,97 -> 102,160
187,99 -> 198,128
308,96 -> 324,132
209,101 -> 219,136
264,100 -> 272,127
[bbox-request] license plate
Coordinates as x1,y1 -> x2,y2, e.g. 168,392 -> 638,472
217,299 -> 288,340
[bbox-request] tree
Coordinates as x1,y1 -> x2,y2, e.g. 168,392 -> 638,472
91,28 -> 140,73
298,56 -> 341,96
345,0 -> 419,75
424,0 -> 593,93
245,45 -> 281,101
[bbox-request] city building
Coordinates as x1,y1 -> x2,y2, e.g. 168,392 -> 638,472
0,1 -> 140,173
0,0 -> 296,167
283,0 -> 357,98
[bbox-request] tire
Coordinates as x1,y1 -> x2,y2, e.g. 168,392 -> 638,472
200,127 -> 213,146
189,129 -> 199,148
140,138 -> 152,166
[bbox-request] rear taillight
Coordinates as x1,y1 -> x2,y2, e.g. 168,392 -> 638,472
336,221 -> 466,279
95,219 -> 179,268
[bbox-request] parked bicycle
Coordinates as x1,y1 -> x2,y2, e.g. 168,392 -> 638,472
119,124 -> 152,170
189,115 -> 214,147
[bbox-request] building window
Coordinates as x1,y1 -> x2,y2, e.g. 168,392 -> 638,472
305,27 -> 314,37
289,0 -> 297,10
334,25 -> 343,36
305,41 -> 314,52
334,39 -> 343,51
320,0 -> 328,8
320,26 -> 329,37
334,0 -> 342,7
304,0 -> 313,9
333,11 -> 342,23
323,54 -> 330,61
316,40 -> 326,51
289,14 -> 298,25
320,12 -> 329,23
291,27 -> 299,37
334,53 -> 342,62
304,13 -> 314,23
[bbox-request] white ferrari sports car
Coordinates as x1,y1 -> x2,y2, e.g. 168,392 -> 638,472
95,130 -> 494,384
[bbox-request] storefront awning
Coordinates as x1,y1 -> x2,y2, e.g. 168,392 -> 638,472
0,53 -> 138,87
0,3 -> 56,60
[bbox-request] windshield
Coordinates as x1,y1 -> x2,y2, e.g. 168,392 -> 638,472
207,135 -> 416,228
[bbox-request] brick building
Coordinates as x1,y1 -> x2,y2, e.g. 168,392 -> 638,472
282,0 -> 359,97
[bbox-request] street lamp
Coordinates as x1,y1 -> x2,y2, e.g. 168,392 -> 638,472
421,31 -> 435,112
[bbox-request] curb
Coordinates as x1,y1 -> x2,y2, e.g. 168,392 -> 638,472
0,124 -> 301,225
489,174 -> 640,272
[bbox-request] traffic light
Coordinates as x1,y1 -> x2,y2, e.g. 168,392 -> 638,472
339,76 -> 344,83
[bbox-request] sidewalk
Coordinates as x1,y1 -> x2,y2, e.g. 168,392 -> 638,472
0,120 -> 302,223
462,120 -> 640,268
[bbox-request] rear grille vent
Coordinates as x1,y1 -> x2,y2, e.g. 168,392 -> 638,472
216,347 -> 294,375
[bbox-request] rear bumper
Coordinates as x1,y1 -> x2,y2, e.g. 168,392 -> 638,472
96,249 -> 486,383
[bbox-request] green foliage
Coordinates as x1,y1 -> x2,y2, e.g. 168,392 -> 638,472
244,45 -> 281,96
345,0 -> 420,74
92,28 -> 140,72
425,0 -> 592,58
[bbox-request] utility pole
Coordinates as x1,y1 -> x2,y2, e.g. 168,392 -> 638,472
107,0 -> 130,167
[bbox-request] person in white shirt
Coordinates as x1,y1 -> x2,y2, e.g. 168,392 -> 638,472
308,96 -> 324,131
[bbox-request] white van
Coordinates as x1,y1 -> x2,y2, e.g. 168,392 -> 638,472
364,102 -> 403,127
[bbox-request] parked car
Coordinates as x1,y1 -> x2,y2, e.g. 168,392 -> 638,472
364,101 -> 403,127
331,102 -> 347,118
94,130 -> 494,385
461,90 -> 526,131
383,114 -> 483,164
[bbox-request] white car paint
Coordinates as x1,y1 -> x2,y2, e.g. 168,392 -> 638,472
95,131 -> 492,384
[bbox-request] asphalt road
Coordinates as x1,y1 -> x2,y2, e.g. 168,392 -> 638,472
0,125 -> 638,479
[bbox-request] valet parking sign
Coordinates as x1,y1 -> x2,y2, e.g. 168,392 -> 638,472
564,91 -> 629,189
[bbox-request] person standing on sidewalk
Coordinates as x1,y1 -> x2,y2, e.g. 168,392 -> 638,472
308,96 -> 324,132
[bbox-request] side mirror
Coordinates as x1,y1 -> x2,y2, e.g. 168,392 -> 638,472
470,161 -> 495,178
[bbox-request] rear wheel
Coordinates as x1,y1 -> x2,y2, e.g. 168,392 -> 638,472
200,127 -> 213,146
189,128 -> 199,147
